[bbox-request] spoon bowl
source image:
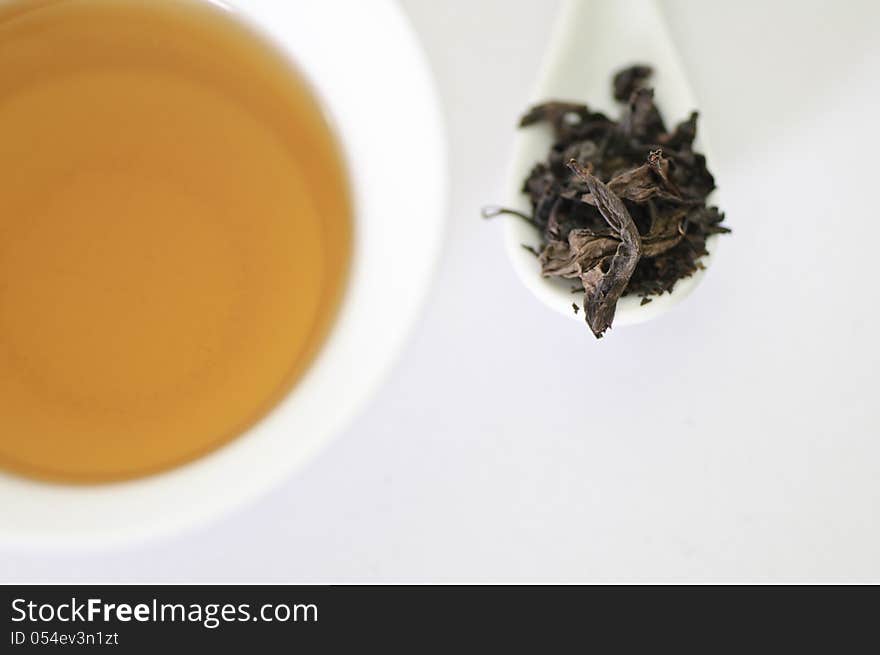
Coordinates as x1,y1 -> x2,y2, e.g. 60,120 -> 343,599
503,0 -> 721,328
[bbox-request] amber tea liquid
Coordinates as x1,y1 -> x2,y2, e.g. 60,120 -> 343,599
0,0 -> 352,481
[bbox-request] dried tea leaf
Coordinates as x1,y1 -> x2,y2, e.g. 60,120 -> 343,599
620,88 -> 666,142
567,161 -> 642,337
486,65 -> 729,337
659,111 -> 699,150
520,102 -> 614,143
539,229 -> 620,279
613,64 -> 653,101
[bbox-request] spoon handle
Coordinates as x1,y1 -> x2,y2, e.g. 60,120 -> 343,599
536,0 -> 698,122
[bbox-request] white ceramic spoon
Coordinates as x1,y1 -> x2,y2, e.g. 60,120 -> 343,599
502,0 -> 721,328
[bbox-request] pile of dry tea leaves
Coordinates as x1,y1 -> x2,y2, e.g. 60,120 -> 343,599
488,65 -> 729,338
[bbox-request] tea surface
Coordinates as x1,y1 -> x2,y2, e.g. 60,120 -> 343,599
0,0 -> 352,481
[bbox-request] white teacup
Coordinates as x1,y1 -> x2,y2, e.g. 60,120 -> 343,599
0,0 -> 446,547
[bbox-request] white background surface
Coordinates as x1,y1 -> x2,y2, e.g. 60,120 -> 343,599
3,0 -> 879,582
